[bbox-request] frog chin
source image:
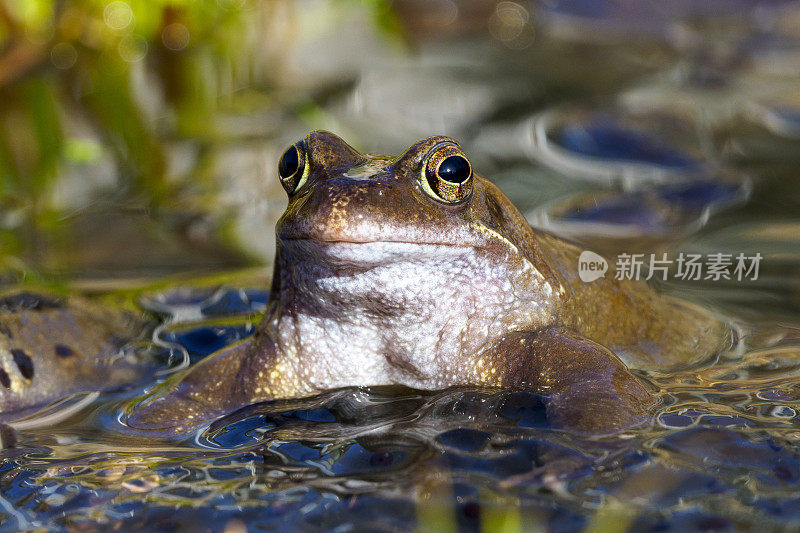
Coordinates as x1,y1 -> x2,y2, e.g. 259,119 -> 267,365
283,249 -> 472,304
280,238 -> 467,265
278,244 -> 523,335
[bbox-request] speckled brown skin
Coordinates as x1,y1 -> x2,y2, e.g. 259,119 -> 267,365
129,131 -> 728,434
0,292 -> 146,420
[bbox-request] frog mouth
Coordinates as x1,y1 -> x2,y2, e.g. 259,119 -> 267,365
281,238 -> 468,264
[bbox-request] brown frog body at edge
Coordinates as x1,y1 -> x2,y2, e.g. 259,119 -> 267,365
0,292 -> 145,421
130,131 -> 730,434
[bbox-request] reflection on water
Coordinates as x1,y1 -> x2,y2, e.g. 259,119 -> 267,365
3,0 -> 800,531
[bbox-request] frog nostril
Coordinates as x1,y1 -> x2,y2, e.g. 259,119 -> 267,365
10,349 -> 34,379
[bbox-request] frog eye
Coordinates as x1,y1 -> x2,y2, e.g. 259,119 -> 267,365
422,144 -> 473,203
278,142 -> 308,194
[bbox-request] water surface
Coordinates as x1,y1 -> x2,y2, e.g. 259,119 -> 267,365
3,0 -> 800,531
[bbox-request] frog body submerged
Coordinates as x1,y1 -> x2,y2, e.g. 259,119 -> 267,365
129,131 -> 728,433
0,292 -> 145,420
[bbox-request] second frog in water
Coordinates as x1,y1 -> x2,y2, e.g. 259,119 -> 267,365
129,131 -> 730,433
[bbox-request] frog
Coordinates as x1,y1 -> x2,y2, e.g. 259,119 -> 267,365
128,130 -> 729,434
0,291 -> 146,422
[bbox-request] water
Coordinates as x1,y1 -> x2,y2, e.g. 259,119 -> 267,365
4,0 -> 800,531
5,294 -> 800,530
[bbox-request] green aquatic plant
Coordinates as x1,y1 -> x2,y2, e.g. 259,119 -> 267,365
0,0 -> 406,280
0,0 -> 252,203
0,0 -> 255,277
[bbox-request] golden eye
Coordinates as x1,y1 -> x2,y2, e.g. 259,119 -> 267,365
278,142 -> 308,194
422,144 -> 473,203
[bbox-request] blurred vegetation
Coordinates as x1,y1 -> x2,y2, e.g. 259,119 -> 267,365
0,0 -> 244,201
0,0 -> 398,281
0,0 -> 257,277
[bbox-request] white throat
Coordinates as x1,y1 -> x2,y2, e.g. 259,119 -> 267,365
267,241 -> 557,392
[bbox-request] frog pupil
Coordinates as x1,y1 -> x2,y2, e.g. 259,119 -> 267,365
279,145 -> 299,179
437,155 -> 470,183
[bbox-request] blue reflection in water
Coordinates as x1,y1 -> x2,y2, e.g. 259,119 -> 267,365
658,181 -> 739,210
498,392 -> 549,428
331,444 -> 408,475
658,428 -> 800,487
160,323 -> 255,361
559,195 -> 665,228
557,120 -> 699,170
554,181 -> 742,230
